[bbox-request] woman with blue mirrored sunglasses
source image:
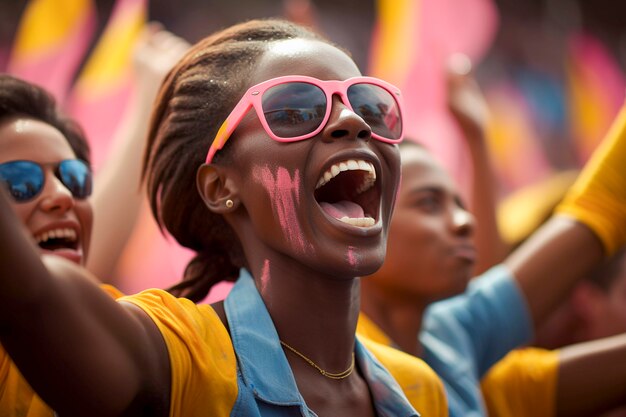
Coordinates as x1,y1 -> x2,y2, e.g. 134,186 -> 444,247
0,159 -> 92,202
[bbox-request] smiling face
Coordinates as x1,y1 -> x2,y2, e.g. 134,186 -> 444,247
219,39 -> 401,278
363,144 -> 476,304
0,117 -> 93,265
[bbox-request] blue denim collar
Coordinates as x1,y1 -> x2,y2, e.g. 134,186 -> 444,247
224,268 -> 419,417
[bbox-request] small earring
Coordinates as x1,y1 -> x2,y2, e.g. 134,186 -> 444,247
225,199 -> 234,208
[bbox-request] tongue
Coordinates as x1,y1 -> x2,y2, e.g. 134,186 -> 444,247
320,200 -> 365,219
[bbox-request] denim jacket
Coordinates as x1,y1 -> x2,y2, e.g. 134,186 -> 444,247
225,268 -> 420,417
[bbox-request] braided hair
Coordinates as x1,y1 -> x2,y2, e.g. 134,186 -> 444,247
143,19 -> 326,302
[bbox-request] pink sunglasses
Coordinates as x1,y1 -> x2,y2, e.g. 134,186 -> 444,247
205,75 -> 404,163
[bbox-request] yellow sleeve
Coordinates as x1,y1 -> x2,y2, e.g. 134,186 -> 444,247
121,290 -> 238,417
556,102 -> 626,255
481,348 -> 559,417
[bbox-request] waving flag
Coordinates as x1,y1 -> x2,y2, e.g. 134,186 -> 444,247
7,0 -> 96,102
67,0 -> 147,171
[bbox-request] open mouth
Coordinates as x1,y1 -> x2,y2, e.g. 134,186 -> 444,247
34,228 -> 80,251
314,159 -> 380,227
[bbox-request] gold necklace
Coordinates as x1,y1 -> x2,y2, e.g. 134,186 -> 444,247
280,340 -> 355,380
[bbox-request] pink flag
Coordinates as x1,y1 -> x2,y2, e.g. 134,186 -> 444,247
66,0 -> 147,172
7,0 -> 96,102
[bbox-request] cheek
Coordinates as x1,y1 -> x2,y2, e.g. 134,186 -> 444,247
11,202 -> 36,230
251,164 -> 312,255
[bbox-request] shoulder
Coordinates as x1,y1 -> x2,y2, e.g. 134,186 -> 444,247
121,290 -> 239,417
120,289 -> 232,349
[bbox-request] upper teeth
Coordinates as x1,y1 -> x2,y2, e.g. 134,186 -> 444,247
34,228 -> 77,244
315,159 -> 376,191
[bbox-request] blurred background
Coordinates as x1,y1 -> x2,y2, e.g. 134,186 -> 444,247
1,0 -> 625,294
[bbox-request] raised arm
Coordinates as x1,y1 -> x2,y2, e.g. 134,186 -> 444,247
87,24 -> 189,282
0,189 -> 169,416
446,56 -> 508,273
506,101 -> 626,327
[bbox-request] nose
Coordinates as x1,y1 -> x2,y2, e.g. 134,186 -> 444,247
451,206 -> 475,237
39,173 -> 75,214
322,96 -> 372,142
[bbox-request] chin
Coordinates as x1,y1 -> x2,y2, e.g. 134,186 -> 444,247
312,247 -> 386,279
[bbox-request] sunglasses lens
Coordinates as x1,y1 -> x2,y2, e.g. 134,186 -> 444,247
58,160 -> 92,199
347,83 -> 402,141
0,161 -> 44,202
262,82 -> 327,139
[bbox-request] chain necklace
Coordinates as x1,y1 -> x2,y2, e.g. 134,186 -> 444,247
280,340 -> 355,380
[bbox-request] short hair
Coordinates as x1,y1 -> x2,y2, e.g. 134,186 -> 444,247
0,74 -> 90,164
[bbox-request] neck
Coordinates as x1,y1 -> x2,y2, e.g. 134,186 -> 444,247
360,279 -> 427,357
247,253 -> 361,372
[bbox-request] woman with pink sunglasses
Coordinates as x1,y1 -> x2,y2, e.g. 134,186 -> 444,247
0,19 -> 447,417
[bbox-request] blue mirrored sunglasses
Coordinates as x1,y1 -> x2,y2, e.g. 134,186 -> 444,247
0,159 -> 92,203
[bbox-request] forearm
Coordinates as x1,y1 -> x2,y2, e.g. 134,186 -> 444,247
506,216 -> 603,327
556,333 -> 626,417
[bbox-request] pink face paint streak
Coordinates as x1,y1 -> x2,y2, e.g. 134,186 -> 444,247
260,259 -> 271,293
253,165 -> 312,255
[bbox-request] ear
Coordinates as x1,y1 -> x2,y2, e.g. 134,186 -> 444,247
196,164 -> 239,213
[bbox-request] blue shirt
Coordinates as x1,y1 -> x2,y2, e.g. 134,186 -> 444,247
422,265 -> 532,417
225,269 -> 420,417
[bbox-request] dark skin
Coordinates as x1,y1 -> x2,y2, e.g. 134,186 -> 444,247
0,39 -> 401,417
